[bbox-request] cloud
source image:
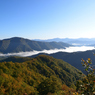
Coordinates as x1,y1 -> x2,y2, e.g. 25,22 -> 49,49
0,46 -> 95,57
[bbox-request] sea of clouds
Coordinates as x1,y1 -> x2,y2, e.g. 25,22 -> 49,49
0,46 -> 95,57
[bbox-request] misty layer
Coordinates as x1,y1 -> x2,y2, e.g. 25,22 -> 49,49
0,46 -> 95,57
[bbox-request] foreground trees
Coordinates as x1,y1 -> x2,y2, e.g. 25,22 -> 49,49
76,58 -> 95,95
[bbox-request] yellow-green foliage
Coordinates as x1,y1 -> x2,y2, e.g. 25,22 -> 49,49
0,55 -> 82,95
76,58 -> 95,95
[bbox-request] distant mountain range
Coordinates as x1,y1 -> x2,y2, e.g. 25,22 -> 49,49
0,37 -> 71,53
1,37 -> 92,94
34,38 -> 95,46
1,37 -> 95,74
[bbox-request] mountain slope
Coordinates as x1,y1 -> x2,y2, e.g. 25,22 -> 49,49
0,56 -> 32,62
0,37 -> 71,53
30,50 -> 95,73
0,55 -> 82,95
47,50 -> 95,73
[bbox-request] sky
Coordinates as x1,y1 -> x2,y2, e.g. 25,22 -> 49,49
0,0 -> 95,40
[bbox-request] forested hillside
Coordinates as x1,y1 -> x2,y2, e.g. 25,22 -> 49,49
47,50 -> 95,74
0,37 -> 71,53
31,50 -> 95,74
0,55 -> 82,95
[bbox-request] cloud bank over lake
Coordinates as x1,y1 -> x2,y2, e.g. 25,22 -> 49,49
0,46 -> 95,57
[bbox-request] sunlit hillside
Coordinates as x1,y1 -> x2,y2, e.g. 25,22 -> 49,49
0,55 -> 82,95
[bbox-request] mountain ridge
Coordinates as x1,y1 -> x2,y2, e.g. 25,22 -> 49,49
30,49 -> 95,74
34,38 -> 95,46
0,37 -> 72,53
0,55 -> 82,94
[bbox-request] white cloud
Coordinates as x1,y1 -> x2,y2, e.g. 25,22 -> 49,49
0,46 -> 95,57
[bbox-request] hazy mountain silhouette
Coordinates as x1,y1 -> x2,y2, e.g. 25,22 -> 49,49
34,38 -> 95,46
0,37 -> 72,53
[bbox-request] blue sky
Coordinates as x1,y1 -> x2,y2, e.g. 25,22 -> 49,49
0,0 -> 95,40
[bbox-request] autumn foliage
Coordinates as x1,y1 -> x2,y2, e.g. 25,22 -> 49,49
0,55 -> 82,95
76,58 -> 95,95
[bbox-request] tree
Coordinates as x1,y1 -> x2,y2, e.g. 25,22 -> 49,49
76,58 -> 95,95
37,76 -> 61,95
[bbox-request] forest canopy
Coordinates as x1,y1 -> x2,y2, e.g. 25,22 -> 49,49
0,55 -> 82,95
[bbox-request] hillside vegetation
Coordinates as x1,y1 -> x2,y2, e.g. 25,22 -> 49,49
47,50 -> 95,74
0,55 -> 82,95
31,50 -> 95,74
0,37 -> 71,53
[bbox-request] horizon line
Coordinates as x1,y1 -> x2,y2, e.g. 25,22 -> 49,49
1,36 -> 95,40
